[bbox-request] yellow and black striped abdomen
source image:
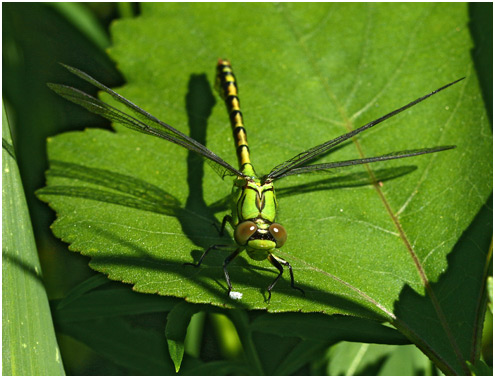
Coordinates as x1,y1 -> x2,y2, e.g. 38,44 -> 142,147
216,59 -> 255,177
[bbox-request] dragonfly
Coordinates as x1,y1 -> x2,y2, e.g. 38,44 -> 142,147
48,60 -> 461,301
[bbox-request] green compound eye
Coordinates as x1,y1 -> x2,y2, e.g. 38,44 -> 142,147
234,221 -> 258,245
269,223 -> 287,248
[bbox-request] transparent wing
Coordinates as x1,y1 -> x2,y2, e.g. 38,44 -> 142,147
267,78 -> 463,181
48,64 -> 242,179
272,146 -> 455,179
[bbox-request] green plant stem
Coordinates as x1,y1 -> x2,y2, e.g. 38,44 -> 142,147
229,310 -> 264,375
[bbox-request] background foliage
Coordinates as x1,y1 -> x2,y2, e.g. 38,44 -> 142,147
3,3 -> 492,375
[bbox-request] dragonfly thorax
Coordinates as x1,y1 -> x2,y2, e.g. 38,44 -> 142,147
233,177 -> 278,223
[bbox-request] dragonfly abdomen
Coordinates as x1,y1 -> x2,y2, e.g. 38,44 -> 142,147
216,59 -> 256,177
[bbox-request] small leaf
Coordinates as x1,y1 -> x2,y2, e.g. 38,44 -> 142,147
466,359 -> 493,376
165,302 -> 205,372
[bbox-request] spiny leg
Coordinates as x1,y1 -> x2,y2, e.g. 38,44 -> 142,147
220,215 -> 232,236
223,248 -> 243,295
267,254 -> 305,301
183,244 -> 233,268
273,255 -> 305,297
266,255 -> 284,302
214,215 -> 232,236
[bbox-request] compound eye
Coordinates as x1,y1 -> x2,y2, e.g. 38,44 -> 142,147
269,223 -> 287,248
234,221 -> 258,245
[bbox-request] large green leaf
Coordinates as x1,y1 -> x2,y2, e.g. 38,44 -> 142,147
37,3 -> 492,374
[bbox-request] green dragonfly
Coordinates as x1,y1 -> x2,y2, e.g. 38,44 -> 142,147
48,60 -> 461,301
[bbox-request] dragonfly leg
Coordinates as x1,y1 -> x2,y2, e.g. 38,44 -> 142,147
223,248 -> 242,295
220,215 -> 232,236
267,254 -> 305,301
184,244 -> 232,267
213,215 -> 232,236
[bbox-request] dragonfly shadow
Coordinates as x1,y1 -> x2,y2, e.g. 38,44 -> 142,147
39,156 -> 229,249
180,73 -> 232,250
40,160 -> 182,216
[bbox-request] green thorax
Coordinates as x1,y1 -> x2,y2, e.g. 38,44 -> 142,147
231,165 -> 277,227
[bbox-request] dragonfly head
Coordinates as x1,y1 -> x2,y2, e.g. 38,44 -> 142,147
234,221 -> 287,251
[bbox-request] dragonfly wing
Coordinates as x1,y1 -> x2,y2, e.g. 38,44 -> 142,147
274,146 -> 456,179
48,65 -> 242,179
267,77 -> 464,181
